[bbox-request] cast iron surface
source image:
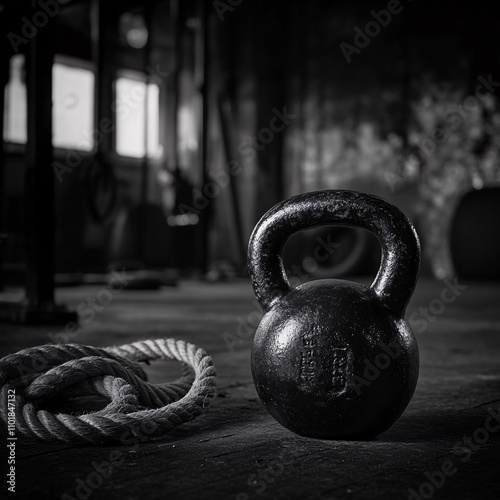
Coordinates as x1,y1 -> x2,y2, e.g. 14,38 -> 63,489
248,190 -> 421,439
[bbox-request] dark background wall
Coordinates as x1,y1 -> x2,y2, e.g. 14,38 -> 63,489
1,0 -> 500,284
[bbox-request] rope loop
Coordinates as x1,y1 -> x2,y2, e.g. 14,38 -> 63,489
0,338 -> 216,445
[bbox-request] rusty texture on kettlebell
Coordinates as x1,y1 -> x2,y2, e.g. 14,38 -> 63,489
248,190 -> 421,439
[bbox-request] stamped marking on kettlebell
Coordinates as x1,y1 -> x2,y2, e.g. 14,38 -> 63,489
299,327 -> 353,394
299,326 -> 318,388
331,346 -> 352,393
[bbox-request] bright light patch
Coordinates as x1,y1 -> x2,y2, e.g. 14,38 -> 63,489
115,76 -> 163,159
3,55 -> 27,144
52,62 -> 95,151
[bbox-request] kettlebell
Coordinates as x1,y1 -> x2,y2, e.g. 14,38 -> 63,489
248,190 -> 420,439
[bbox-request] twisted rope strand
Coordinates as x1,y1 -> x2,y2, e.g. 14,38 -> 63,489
0,338 -> 216,445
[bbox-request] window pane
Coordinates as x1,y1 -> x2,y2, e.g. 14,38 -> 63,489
3,55 -> 27,144
115,76 -> 162,159
147,83 -> 162,159
52,62 -> 95,151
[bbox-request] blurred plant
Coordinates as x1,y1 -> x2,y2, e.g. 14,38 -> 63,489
287,113 -> 405,194
408,78 -> 500,278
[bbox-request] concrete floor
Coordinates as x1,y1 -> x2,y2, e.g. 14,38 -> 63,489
0,277 -> 499,499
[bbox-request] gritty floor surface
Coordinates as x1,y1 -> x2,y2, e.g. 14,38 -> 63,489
0,277 -> 499,500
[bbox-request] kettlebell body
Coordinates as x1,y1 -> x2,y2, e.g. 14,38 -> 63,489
248,190 -> 420,439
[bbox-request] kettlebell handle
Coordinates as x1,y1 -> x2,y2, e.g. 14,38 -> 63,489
248,190 -> 420,315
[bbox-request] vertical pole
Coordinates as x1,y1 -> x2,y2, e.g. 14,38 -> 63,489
17,0 -> 76,323
24,0 -> 55,308
0,46 -> 8,291
139,0 -> 153,262
199,0 -> 210,275
216,95 -> 246,271
170,0 -> 180,171
91,0 -> 109,155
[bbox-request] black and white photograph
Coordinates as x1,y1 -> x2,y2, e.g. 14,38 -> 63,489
0,0 -> 499,498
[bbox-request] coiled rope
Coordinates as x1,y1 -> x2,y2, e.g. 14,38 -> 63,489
0,338 -> 216,445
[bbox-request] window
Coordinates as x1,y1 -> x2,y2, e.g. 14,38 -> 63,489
2,55 -> 95,151
3,54 -> 27,144
114,75 -> 163,159
52,59 -> 95,151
